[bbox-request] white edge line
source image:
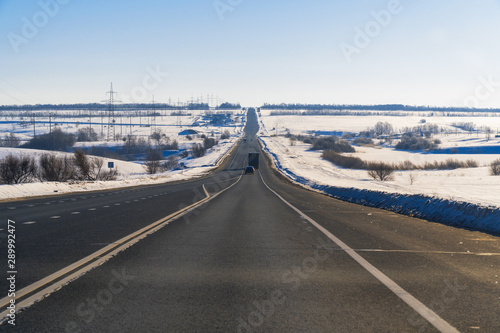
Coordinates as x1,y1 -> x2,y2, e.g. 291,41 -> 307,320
258,171 -> 460,333
0,173 -> 243,322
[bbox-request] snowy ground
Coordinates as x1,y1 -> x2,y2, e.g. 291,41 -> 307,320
0,140 -> 238,201
260,109 -> 500,135
0,109 -> 245,147
259,110 -> 500,209
0,109 -> 243,201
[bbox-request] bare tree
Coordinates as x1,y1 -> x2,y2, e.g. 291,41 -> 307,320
76,127 -> 98,142
367,162 -> 394,181
373,122 -> 394,136
0,154 -> 37,184
150,129 -> 164,147
409,173 -> 416,185
191,144 -> 206,158
491,159 -> 500,176
1,133 -> 21,147
485,127 -> 492,141
40,153 -> 76,181
144,148 -> 163,174
73,149 -> 116,180
162,155 -> 179,171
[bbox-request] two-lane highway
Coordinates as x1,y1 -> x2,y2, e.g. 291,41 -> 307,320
2,109 -> 499,332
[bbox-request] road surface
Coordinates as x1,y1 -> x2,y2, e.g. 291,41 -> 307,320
1,110 -> 499,332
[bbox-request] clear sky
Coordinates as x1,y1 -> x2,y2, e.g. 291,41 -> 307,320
1,0 -> 500,107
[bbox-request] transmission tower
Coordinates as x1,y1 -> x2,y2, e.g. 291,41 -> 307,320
102,83 -> 121,142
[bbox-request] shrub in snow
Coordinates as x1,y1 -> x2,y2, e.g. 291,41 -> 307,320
300,135 -> 314,144
352,137 -> 373,146
367,162 -> 394,181
144,149 -> 163,175
73,149 -> 118,181
452,122 -> 475,132
40,153 -> 76,181
162,155 -> 179,171
341,133 -> 356,140
311,136 -> 355,153
0,154 -> 37,184
396,160 -> 417,171
421,159 -> 478,170
203,137 -> 218,150
401,124 -> 440,136
220,130 -> 231,140
162,139 -> 178,151
76,127 -> 98,142
191,144 -> 206,158
322,151 -> 365,169
491,159 -> 500,176
22,128 -> 76,151
395,133 -> 438,151
465,159 -> 478,168
373,121 -> 394,136
359,130 -> 374,138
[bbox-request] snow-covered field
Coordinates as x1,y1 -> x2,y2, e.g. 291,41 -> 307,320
0,137 -> 238,201
0,109 -> 244,201
259,110 -> 500,209
0,109 -> 245,147
260,109 -> 500,135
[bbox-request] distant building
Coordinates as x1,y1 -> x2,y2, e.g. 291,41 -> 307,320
178,129 -> 199,136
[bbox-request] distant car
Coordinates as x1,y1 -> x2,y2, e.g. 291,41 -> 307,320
244,166 -> 255,174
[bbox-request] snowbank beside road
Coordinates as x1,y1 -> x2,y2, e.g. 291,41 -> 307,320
259,137 -> 500,235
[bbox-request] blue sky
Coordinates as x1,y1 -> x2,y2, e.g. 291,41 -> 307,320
1,0 -> 500,107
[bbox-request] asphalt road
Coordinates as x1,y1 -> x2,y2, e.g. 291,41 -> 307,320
1,110 -> 500,332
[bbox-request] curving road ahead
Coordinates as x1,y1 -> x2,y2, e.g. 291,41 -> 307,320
1,109 -> 499,332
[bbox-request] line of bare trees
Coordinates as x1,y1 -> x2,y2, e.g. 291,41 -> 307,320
0,150 -> 118,184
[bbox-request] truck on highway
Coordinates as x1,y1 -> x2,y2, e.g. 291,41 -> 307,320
248,152 -> 259,170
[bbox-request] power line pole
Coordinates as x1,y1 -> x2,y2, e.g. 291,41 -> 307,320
107,83 -> 117,142
150,95 -> 157,136
101,83 -> 121,142
32,112 -> 36,137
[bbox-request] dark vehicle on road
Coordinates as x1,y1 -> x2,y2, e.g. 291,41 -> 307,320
244,166 -> 255,174
248,152 -> 259,169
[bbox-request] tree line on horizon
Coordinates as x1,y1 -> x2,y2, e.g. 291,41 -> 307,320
0,102 -> 242,112
261,103 -> 500,113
